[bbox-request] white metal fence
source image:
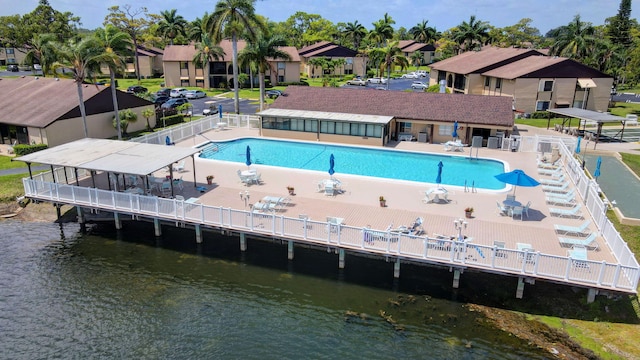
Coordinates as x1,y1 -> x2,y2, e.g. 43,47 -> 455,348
131,114 -> 260,145
22,175 -> 639,293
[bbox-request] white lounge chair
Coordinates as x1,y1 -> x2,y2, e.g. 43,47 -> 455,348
546,196 -> 576,206
543,182 -> 570,193
537,159 -> 560,170
539,176 -> 565,186
538,166 -> 563,176
173,160 -> 186,172
554,220 -> 592,236
558,233 -> 598,250
550,204 -> 583,218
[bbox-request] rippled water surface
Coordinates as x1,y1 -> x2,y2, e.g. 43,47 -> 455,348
0,220 -> 550,359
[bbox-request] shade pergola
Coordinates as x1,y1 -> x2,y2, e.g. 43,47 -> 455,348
547,108 -> 627,149
15,138 -> 201,196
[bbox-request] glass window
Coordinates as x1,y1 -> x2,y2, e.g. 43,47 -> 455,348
539,80 -> 554,92
180,62 -> 188,70
495,78 -> 502,89
321,121 -> 335,134
366,124 -> 382,137
346,58 -> 353,64
536,101 -> 550,111
277,62 -> 286,69
439,125 -> 453,136
6,48 -> 14,54
305,119 -> 318,132
335,122 -> 349,135
484,77 -> 490,87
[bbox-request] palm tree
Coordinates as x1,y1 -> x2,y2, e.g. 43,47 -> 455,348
187,12 -> 211,42
192,33 -> 225,81
368,20 -> 394,46
370,40 -> 408,88
238,34 -> 291,111
95,25 -> 132,140
410,51 -> 423,69
307,57 -> 328,78
53,37 -> 103,138
207,0 -> 266,114
23,33 -> 57,76
343,21 -> 367,50
452,15 -> 490,52
141,108 -> 155,131
549,15 -> 596,61
158,9 -> 187,45
410,20 -> 438,44
112,109 -> 138,137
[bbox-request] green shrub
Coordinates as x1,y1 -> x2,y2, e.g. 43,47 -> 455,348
276,81 -> 309,86
531,111 -> 549,119
426,84 -> 450,93
155,114 -> 184,128
13,143 -> 48,156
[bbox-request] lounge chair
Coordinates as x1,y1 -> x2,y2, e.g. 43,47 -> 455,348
537,159 -> 560,170
568,245 -> 590,270
539,176 -> 566,186
546,196 -> 576,206
409,217 -> 424,235
554,220 -> 592,236
542,182 -> 570,193
173,160 -> 186,172
550,204 -> 583,218
558,233 -> 598,250
538,166 -> 563,176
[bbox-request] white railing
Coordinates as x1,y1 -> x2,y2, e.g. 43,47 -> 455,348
22,176 -> 639,293
131,114 -> 260,145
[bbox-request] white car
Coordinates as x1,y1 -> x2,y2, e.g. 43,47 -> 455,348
411,81 -> 429,90
367,77 -> 388,84
346,78 -> 366,86
170,87 -> 188,98
401,72 -> 419,79
415,70 -> 428,77
185,90 -> 206,99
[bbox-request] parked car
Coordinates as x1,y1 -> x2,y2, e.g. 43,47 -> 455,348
185,90 -> 206,99
152,95 -> 170,106
170,87 -> 188,98
126,85 -> 148,94
411,81 -> 429,90
414,70 -> 428,77
401,72 -> 419,79
266,89 -> 283,99
367,77 -> 388,84
346,78 -> 366,86
161,98 -> 190,109
33,64 -> 42,71
156,88 -> 171,97
7,64 -> 19,72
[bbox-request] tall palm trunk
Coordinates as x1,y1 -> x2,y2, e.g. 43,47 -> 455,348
258,70 -> 265,111
110,70 -> 122,140
76,82 -> 89,138
133,35 -> 141,82
231,33 -> 240,114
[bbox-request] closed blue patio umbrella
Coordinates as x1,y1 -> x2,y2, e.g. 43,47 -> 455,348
436,161 -> 443,185
594,156 -> 602,181
452,121 -> 458,139
329,153 -> 335,176
218,104 -> 223,119
245,145 -> 252,167
575,136 -> 582,154
494,169 -> 540,195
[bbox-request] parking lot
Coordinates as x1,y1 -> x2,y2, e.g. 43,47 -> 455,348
342,74 -> 431,91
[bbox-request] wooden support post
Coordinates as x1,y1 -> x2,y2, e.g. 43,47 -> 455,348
154,218 -> 161,236
338,249 -> 345,269
393,258 -> 401,278
240,232 -> 247,252
287,240 -> 294,260
114,212 -> 122,230
195,224 -> 202,244
452,269 -> 461,288
516,277 -> 525,299
75,206 -> 82,223
587,288 -> 598,303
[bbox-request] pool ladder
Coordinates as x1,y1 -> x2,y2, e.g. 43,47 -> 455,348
464,180 -> 477,193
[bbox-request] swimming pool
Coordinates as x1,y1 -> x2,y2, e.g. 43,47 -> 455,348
199,138 -> 506,190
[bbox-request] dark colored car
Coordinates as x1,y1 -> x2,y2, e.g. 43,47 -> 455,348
161,98 -> 190,109
153,95 -> 170,106
126,85 -> 148,94
266,90 -> 283,99
156,88 -> 171,97
7,64 -> 19,72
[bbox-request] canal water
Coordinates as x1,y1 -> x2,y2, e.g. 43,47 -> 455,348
0,220 -> 550,359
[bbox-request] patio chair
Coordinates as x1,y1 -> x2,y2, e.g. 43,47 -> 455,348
496,201 -> 508,216
511,206 -> 524,220
493,240 -> 507,258
324,182 -> 335,196
554,220 -> 591,236
558,232 -> 598,250
161,181 -> 172,197
506,194 -> 516,202
237,170 -> 252,185
409,217 -> 424,235
522,201 -> 531,218
550,204 -> 583,218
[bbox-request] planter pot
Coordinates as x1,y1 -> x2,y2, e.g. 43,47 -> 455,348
207,179 -> 213,185
380,200 -> 386,207
288,189 -> 295,195
465,211 -> 473,218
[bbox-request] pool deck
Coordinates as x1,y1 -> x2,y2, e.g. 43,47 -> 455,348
147,127 -> 618,264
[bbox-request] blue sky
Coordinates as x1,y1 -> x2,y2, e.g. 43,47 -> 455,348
4,0 -> 638,34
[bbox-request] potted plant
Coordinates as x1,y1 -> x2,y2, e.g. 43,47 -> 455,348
379,196 -> 386,207
206,175 -> 214,185
464,207 -> 474,218
287,186 -> 295,195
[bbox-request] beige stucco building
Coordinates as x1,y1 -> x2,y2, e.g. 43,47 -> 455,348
0,46 -> 27,66
0,77 -> 154,147
298,41 -> 368,78
163,40 -> 300,89
398,40 -> 437,65
429,47 -> 613,114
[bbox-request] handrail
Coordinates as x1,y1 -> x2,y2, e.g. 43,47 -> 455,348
22,177 -> 640,293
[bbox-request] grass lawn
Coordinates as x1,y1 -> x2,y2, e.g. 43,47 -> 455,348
516,101 -> 640,128
0,155 -> 39,202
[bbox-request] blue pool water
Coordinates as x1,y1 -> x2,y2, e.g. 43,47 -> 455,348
199,138 -> 506,189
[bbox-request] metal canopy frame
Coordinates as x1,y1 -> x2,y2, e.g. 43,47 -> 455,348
547,108 -> 627,149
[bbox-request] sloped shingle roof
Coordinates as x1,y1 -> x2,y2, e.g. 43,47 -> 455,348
271,86 -> 514,127
163,41 -> 300,62
430,46 -> 545,74
483,57 -> 611,79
